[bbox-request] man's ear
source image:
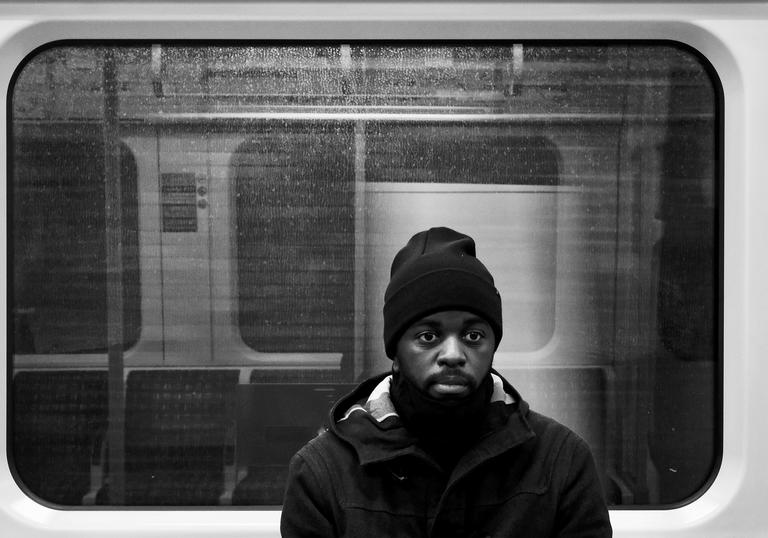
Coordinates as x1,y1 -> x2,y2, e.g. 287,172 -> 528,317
391,358 -> 400,374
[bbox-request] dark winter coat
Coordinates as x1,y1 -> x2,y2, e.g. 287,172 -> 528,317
281,371 -> 612,538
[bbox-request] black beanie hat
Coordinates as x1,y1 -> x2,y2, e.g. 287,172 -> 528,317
383,227 -> 503,359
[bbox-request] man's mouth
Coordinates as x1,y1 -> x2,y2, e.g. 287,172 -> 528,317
431,375 -> 471,396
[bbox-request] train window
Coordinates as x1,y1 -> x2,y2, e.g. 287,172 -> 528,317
8,43 -> 719,508
234,126 -> 356,361
12,128 -> 141,355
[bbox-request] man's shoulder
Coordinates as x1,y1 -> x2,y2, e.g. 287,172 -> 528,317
293,428 -> 355,469
523,408 -> 592,456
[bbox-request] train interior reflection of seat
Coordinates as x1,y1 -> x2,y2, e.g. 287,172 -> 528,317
12,371 -> 108,505
11,366 -> 613,506
228,382 -> 354,505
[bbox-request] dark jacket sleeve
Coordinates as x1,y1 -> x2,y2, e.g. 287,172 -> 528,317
554,434 -> 613,538
281,449 -> 337,538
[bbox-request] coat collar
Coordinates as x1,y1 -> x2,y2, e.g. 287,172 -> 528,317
329,370 -> 536,469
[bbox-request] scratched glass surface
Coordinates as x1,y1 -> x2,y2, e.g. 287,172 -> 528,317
10,44 -> 717,506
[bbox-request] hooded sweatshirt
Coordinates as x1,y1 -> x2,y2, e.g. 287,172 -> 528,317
281,371 -> 612,538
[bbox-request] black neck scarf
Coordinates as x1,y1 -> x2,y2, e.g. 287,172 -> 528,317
390,371 -> 494,471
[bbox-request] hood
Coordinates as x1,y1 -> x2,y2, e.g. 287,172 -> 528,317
327,370 -> 534,467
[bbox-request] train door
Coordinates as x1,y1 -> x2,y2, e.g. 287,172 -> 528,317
122,128 -> 220,365
156,133 -> 214,363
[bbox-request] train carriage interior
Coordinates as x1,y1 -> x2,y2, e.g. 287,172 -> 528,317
8,43 -> 719,509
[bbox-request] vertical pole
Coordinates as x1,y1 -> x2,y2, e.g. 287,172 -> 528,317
103,47 -> 126,504
353,120 -> 366,379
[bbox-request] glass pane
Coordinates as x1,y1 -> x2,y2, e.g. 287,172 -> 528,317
12,130 -> 140,354
234,125 -> 356,359
9,43 -> 718,508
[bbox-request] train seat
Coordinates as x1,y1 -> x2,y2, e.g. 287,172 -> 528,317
120,369 -> 240,505
11,370 -> 108,506
228,382 -> 354,505
10,367 -> 611,507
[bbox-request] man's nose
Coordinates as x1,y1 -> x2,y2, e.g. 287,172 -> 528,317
436,336 -> 467,367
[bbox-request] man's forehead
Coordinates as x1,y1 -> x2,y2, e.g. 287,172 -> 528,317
409,310 -> 490,328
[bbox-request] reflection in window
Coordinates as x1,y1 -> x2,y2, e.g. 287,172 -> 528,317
9,43 -> 718,508
234,125 -> 356,361
12,132 -> 140,354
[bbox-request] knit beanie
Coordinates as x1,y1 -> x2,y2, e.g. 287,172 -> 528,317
383,227 -> 503,358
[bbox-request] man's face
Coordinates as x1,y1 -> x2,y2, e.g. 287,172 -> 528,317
393,310 -> 495,400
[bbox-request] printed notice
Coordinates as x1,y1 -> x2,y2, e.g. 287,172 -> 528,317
161,173 -> 197,232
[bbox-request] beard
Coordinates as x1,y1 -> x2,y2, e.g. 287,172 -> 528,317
389,371 -> 494,469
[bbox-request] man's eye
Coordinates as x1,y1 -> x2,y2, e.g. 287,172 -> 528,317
464,331 -> 484,343
417,332 -> 438,343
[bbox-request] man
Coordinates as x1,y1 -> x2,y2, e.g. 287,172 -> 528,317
281,227 -> 612,537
